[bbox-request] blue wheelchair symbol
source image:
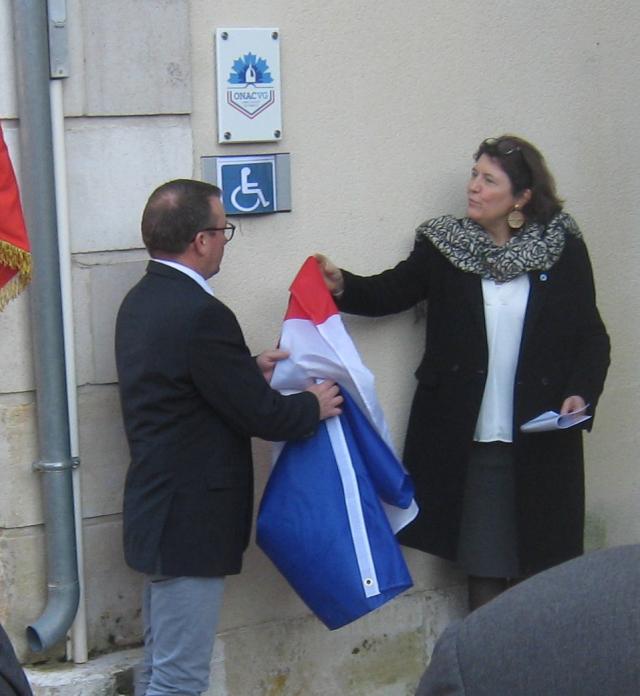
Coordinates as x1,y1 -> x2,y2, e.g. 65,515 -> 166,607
221,161 -> 275,214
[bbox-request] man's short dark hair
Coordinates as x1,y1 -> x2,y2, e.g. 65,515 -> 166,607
141,179 -> 222,255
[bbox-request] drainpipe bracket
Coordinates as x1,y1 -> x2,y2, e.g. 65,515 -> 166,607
33,458 -> 74,473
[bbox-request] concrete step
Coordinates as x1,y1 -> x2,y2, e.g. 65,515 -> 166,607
24,648 -> 141,696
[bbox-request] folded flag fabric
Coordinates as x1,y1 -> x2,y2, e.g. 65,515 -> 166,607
0,123 -> 31,312
257,256 -> 418,629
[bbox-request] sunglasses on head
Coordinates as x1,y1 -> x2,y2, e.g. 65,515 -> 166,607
481,138 -> 521,156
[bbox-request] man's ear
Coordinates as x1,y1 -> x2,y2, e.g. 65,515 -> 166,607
192,231 -> 207,256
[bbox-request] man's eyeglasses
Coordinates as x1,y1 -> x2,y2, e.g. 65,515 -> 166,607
198,222 -> 236,243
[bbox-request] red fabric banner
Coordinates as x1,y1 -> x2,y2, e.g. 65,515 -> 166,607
0,122 -> 31,311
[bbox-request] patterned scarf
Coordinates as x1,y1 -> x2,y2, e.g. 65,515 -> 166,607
416,212 -> 582,282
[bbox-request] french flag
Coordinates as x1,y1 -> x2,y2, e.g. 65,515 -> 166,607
257,257 -> 418,630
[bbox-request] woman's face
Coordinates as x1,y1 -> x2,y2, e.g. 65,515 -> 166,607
466,154 -> 524,231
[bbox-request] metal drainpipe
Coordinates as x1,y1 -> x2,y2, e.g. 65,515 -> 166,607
12,0 -> 80,652
50,77 -> 88,664
48,0 -> 89,662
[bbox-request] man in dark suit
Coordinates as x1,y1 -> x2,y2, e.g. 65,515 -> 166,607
416,544 -> 640,696
115,179 -> 342,696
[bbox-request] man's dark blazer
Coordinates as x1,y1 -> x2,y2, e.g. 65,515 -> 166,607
115,261 -> 319,577
416,544 -> 640,696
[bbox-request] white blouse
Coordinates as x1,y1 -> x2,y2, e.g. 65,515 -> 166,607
473,274 -> 530,443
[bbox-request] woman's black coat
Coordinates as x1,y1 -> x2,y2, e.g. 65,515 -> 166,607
339,232 -> 610,575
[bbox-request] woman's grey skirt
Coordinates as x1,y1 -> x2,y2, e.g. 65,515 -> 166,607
456,441 -> 520,578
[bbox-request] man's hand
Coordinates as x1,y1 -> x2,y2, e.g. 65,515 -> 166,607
560,395 -> 587,414
256,349 -> 289,383
306,380 -> 343,420
314,254 -> 344,296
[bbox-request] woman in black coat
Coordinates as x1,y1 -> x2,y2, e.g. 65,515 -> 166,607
317,136 -> 610,610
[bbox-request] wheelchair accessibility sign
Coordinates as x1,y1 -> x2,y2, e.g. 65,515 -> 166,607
220,158 -> 275,214
202,153 -> 291,216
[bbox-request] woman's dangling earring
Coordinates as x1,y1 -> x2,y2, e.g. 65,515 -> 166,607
507,204 -> 525,230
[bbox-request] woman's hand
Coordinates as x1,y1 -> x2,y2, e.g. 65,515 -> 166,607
314,253 -> 344,296
560,395 -> 586,415
256,349 -> 289,383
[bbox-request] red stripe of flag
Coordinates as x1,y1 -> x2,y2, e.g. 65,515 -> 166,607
284,256 -> 338,324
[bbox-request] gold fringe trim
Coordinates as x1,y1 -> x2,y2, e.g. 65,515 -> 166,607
0,238 -> 32,280
0,271 -> 30,312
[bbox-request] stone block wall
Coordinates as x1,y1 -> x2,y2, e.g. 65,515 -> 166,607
0,0 -> 194,661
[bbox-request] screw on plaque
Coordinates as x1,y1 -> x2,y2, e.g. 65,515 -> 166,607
224,132 -> 232,140
221,32 -> 228,40
272,31 -> 278,40
274,130 -> 281,138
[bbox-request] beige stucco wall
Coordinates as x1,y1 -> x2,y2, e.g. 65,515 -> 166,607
0,0 -> 638,692
188,0 -> 640,550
